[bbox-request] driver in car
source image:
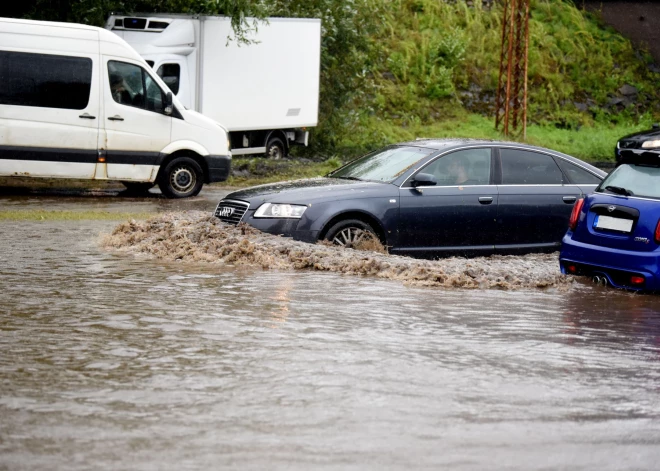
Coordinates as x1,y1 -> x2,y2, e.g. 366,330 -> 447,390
448,159 -> 478,185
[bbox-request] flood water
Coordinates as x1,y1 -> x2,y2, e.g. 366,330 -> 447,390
2,187 -> 660,470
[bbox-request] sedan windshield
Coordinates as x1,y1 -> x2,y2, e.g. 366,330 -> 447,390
329,146 -> 436,182
597,164 -> 660,199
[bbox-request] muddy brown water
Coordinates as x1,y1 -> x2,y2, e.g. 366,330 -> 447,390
2,187 -> 660,470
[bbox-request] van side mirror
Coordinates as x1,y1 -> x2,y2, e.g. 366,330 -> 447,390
411,173 -> 438,187
164,92 -> 173,116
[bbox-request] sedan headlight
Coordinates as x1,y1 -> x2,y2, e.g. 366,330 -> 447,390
254,203 -> 307,219
641,140 -> 660,149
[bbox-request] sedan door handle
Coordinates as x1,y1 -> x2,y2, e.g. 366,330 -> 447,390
563,196 -> 577,204
478,196 -> 494,204
79,113 -> 96,119
108,115 -> 124,121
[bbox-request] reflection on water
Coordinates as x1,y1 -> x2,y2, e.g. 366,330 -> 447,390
1,220 -> 660,470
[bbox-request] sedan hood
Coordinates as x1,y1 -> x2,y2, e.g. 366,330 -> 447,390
226,177 -> 392,204
618,127 -> 660,146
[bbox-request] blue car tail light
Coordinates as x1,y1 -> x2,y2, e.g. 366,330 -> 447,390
630,275 -> 645,286
655,219 -> 660,244
568,198 -> 584,231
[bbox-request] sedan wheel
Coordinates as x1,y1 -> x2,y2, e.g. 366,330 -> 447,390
325,219 -> 378,248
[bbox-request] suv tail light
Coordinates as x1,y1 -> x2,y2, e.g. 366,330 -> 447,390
655,219 -> 660,244
568,198 -> 584,231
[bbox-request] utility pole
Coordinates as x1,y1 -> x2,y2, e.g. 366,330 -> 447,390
495,0 -> 530,139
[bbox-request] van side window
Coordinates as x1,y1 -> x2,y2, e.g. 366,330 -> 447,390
0,50 -> 92,110
108,60 -> 165,114
156,64 -> 180,95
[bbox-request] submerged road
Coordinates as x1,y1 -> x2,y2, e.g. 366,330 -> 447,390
1,187 -> 659,470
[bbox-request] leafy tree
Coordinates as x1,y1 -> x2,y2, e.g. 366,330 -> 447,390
2,0 -> 269,43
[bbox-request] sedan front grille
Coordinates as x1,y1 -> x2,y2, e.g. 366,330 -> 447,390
214,199 -> 249,225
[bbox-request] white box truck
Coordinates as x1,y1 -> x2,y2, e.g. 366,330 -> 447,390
0,17 -> 231,198
106,14 -> 321,159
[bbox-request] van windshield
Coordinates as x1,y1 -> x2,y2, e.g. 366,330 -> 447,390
597,164 -> 660,200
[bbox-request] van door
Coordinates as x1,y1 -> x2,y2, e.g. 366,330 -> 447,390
101,57 -> 172,182
0,49 -> 100,179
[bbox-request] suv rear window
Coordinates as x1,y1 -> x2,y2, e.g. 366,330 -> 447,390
598,164 -> 660,200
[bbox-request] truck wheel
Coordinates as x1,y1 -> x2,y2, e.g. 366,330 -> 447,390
265,136 -> 285,159
158,157 -> 204,198
324,219 -> 378,248
121,181 -> 155,193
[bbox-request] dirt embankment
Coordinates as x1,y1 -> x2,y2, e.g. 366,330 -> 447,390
101,211 -> 575,291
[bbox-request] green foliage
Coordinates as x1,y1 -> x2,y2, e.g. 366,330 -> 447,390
8,0 -> 269,43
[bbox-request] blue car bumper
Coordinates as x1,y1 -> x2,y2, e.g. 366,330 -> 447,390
560,234 -> 660,291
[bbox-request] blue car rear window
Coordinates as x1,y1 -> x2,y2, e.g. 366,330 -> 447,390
599,164 -> 660,199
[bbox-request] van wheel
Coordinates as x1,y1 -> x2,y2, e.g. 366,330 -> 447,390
158,157 -> 204,198
324,219 -> 378,248
121,181 -> 155,193
265,136 -> 285,159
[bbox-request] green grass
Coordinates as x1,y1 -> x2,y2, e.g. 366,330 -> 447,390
0,210 -> 152,221
335,112 -> 654,162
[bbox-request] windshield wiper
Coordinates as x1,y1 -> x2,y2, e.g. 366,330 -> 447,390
604,185 -> 634,196
333,176 -> 362,181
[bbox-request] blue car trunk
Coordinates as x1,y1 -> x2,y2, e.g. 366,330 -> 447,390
572,193 -> 660,252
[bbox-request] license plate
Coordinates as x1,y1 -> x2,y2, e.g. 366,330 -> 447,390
594,215 -> 633,233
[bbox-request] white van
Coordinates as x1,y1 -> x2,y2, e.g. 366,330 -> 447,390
0,17 -> 231,198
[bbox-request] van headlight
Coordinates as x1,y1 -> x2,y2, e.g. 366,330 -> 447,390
254,203 -> 307,219
642,140 -> 660,149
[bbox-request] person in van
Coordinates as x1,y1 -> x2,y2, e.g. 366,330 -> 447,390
110,73 -> 131,106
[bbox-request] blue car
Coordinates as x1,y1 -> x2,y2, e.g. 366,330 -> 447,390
560,149 -> 660,291
216,139 -> 605,258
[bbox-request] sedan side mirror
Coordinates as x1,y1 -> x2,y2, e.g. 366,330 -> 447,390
411,173 -> 438,187
164,92 -> 173,116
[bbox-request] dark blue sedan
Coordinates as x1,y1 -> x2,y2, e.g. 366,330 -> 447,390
215,139 -> 606,257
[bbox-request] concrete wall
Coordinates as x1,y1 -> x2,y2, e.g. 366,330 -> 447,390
581,1 -> 660,64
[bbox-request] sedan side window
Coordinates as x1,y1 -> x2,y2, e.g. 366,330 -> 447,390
500,149 -> 563,185
108,60 -> 166,114
555,158 -> 601,184
421,148 -> 491,186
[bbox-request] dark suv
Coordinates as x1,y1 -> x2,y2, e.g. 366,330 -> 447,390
615,124 -> 660,163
